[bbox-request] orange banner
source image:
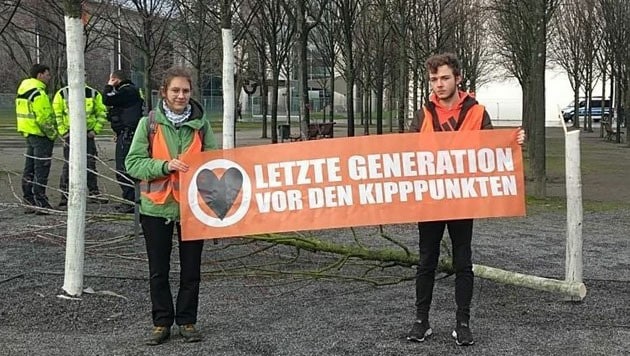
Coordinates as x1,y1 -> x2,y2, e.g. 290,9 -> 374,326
180,129 -> 525,240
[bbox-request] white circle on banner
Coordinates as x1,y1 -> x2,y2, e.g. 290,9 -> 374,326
188,159 -> 251,227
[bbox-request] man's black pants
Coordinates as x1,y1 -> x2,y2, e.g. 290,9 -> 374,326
115,130 -> 135,202
415,219 -> 474,324
22,135 -> 54,207
141,214 -> 204,327
59,135 -> 100,201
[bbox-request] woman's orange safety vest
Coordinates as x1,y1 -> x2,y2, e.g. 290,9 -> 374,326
140,125 -> 202,204
420,104 -> 486,132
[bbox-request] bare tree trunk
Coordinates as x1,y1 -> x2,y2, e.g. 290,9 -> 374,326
62,0 -> 86,297
143,56 -> 151,111
329,60 -> 335,123
222,1 -> 235,149
532,39 -> 547,197
270,75 -> 281,143
397,44 -> 407,133
345,66 -> 355,137
623,84 -> 629,146
260,59 -> 269,139
564,130 -> 583,302
572,74 -> 580,129
600,69 -> 607,138
375,71 -> 384,135
296,4 -> 311,138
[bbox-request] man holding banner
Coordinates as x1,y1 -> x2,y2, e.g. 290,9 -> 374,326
406,53 -> 525,346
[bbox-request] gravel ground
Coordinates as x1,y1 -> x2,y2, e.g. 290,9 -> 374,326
1,204 -> 629,356
1,127 -> 629,355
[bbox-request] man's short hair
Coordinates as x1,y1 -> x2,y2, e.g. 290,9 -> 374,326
30,64 -> 50,79
111,70 -> 128,81
425,53 -> 461,77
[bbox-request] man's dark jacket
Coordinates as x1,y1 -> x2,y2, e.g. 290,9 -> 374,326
103,79 -> 144,134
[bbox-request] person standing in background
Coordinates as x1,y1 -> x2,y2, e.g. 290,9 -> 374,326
16,64 -> 57,214
53,83 -> 109,208
103,70 -> 143,213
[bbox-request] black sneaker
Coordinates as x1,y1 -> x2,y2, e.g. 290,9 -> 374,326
407,320 -> 432,342
452,322 -> 474,346
179,324 -> 202,343
145,326 -> 170,345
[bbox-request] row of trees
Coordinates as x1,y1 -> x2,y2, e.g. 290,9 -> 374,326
2,0 -> 630,197
550,0 -> 630,141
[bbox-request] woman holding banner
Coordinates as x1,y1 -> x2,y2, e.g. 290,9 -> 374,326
406,53 -> 525,347
125,66 -> 217,345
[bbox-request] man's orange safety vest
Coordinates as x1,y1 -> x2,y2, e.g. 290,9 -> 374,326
420,104 -> 486,132
140,125 -> 202,204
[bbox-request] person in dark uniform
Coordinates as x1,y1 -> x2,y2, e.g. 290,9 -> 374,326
103,70 -> 144,213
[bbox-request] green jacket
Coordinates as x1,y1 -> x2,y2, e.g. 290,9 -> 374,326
125,98 -> 217,221
15,78 -> 56,140
53,85 -> 108,136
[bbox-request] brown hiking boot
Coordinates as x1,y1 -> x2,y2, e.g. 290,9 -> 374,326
144,326 -> 170,346
179,324 -> 202,343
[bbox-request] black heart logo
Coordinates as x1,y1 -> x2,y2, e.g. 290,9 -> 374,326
196,168 -> 244,220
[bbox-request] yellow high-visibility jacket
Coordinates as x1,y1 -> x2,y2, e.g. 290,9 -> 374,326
15,78 -> 56,140
53,85 -> 108,136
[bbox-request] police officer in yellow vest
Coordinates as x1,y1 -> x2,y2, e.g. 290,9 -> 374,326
16,64 -> 57,214
53,84 -> 109,207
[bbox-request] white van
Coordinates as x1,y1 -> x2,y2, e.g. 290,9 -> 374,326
561,97 -> 612,123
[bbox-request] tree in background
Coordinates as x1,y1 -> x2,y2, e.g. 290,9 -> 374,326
98,0 -> 177,111
311,4 -> 342,125
600,0 -> 630,144
407,1 -> 450,119
549,0 -> 587,129
334,0 -> 362,137
246,0 -> 295,143
577,0 -> 601,133
490,0 -> 559,198
173,0 -> 222,102
386,0 -> 415,133
355,0 -> 393,135
0,1 -> 70,91
451,0 -> 495,93
282,0 -> 328,139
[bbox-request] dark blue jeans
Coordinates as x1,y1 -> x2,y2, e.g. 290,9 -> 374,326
22,135 -> 55,207
141,214 -> 204,327
415,219 -> 474,324
59,135 -> 99,201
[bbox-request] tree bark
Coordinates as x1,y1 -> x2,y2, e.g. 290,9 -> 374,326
62,0 -> 87,297
253,235 -> 587,299
564,130 -> 583,302
221,1 -> 235,149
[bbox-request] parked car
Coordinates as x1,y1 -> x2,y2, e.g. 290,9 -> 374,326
562,97 -> 612,123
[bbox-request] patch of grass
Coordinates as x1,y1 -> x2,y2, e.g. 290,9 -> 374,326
526,195 -> 630,213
